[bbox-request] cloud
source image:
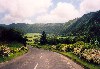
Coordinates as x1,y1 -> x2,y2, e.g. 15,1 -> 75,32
0,0 -> 52,17
0,14 -> 33,24
80,0 -> 100,14
36,2 -> 80,23
0,0 -> 52,24
0,0 -> 100,24
36,0 -> 100,23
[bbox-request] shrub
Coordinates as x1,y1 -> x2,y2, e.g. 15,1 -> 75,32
82,49 -> 100,64
73,41 -> 85,48
52,45 -> 56,49
10,49 -> 16,54
61,44 -> 74,52
60,44 -> 66,52
73,47 -> 82,56
55,44 -> 61,50
0,45 -> 10,57
0,44 -> 28,58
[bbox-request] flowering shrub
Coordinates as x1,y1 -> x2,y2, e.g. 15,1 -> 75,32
52,45 -> 56,49
59,44 -> 66,51
55,41 -> 100,64
52,41 -> 100,64
0,45 -> 10,57
0,44 -> 28,58
61,45 -> 67,52
73,47 -> 82,56
82,49 -> 100,64
61,44 -> 74,52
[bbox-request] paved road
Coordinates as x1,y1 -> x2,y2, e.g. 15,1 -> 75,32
0,46 -> 84,69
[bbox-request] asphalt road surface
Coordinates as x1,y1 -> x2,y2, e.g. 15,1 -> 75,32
0,46 -> 84,69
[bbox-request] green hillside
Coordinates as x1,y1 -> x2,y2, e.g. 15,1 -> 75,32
62,10 -> 100,37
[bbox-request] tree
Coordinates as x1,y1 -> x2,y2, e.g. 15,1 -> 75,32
22,36 -> 28,47
40,31 -> 47,45
1,28 -> 25,44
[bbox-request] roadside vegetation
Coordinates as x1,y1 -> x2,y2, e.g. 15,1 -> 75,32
26,32 -> 100,69
0,27 -> 28,63
0,42 -> 28,62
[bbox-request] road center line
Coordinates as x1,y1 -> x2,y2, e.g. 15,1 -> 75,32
34,63 -> 38,69
40,56 -> 42,59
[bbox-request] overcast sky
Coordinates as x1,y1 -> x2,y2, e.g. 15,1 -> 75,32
0,0 -> 100,24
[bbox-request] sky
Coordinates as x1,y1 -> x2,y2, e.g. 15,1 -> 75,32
0,0 -> 100,24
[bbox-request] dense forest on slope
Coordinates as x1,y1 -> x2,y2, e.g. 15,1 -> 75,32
62,10 -> 100,37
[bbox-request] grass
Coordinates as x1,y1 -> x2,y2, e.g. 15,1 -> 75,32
8,42 -> 22,47
0,42 -> 28,63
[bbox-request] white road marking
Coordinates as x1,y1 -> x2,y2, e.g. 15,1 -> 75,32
34,63 -> 38,69
40,56 -> 42,59
41,53 -> 43,54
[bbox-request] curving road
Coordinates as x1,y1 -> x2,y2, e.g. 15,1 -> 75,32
0,46 -> 84,69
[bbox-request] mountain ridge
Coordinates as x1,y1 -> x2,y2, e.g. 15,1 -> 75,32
0,10 -> 100,37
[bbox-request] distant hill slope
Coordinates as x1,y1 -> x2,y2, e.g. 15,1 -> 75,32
62,10 -> 100,37
0,23 -> 64,34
